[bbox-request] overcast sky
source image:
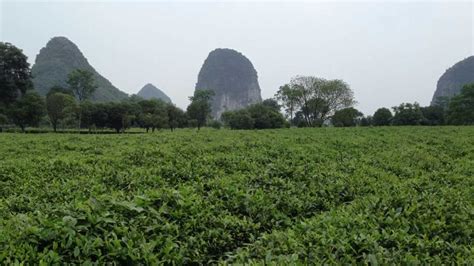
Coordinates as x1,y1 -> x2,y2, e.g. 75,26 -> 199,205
1,1 -> 473,114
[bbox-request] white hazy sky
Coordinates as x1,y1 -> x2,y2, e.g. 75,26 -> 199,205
1,0 -> 473,114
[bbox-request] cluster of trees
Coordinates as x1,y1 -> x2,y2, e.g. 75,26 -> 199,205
273,75 -> 473,127
355,84 -> 474,127
0,42 -> 217,133
221,99 -> 288,129
0,70 -> 203,133
1,42 -> 473,132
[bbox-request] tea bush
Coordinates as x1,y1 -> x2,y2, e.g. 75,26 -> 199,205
0,127 -> 472,264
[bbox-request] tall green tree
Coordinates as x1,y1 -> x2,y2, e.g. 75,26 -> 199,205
277,76 -> 355,127
0,42 -> 33,105
187,90 -> 214,130
67,69 -> 97,131
420,106 -> 445,125
105,102 -> 133,133
138,99 -> 168,132
392,102 -> 424,126
262,98 -> 281,113
8,91 -> 45,132
46,92 -> 77,132
447,84 -> 474,125
67,69 -> 97,102
331,107 -> 363,127
372,107 -> 393,126
275,84 -> 299,124
167,104 -> 186,131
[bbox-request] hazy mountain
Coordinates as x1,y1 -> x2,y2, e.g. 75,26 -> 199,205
31,36 -> 128,102
137,83 -> 171,103
195,48 -> 262,118
432,56 -> 474,105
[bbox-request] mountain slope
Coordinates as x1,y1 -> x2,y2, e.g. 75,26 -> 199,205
137,83 -> 171,103
31,36 -> 128,102
432,56 -> 474,105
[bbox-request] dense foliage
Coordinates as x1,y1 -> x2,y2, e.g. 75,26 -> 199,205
186,90 -> 214,130
391,103 -> 425,126
331,107 -> 363,127
372,107 -> 393,126
275,76 -> 355,127
0,127 -> 472,264
221,101 -> 287,129
67,69 -> 97,102
0,42 -> 33,106
447,83 -> 474,125
46,92 -> 77,132
8,91 -> 46,132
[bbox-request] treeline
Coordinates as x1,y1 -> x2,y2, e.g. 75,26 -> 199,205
0,79 -> 216,133
0,42 -> 216,133
271,75 -> 474,128
327,84 -> 474,127
1,42 -> 473,133
0,88 -> 192,133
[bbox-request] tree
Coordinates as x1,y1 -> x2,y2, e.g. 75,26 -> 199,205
46,86 -> 75,98
0,42 -> 33,106
420,106 -> 445,125
275,84 -> 298,124
221,103 -> 287,130
247,103 -> 287,129
8,91 -> 45,132
392,102 -> 424,126
318,79 -> 356,114
221,110 -> 254,129
447,84 -> 474,125
372,107 -> 393,126
432,96 -> 450,111
208,120 -> 222,129
138,99 -> 168,132
301,97 -> 329,127
292,111 -> 308,128
0,113 -> 8,132
67,69 -> 97,102
104,102 -> 133,133
262,98 -> 281,112
187,90 -> 214,130
46,92 -> 77,132
80,101 -> 98,130
167,104 -> 186,131
277,76 -> 355,127
360,115 -> 372,127
331,107 -> 363,127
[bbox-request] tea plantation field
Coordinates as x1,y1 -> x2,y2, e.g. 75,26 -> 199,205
0,127 -> 473,264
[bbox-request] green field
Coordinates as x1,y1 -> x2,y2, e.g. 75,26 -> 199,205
0,127 -> 473,264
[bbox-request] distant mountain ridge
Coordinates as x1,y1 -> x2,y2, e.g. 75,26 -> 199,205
31,36 -> 128,102
137,83 -> 171,103
432,56 -> 474,105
